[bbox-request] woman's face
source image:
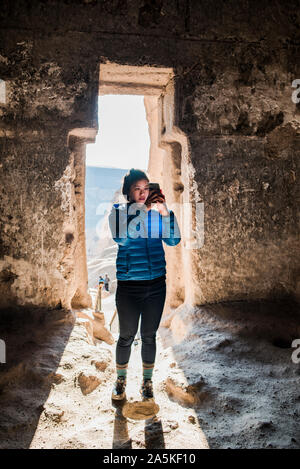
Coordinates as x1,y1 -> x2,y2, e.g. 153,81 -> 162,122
128,178 -> 150,204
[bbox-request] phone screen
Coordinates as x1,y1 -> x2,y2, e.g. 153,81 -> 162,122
149,183 -> 160,192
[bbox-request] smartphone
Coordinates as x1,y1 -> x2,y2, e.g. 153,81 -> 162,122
148,182 -> 161,192
146,182 -> 162,205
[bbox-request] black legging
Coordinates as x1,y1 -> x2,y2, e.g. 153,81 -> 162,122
115,275 -> 166,365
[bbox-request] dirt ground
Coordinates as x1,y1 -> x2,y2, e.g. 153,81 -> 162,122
0,293 -> 299,449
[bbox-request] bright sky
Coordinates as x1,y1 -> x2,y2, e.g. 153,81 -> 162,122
86,95 -> 150,170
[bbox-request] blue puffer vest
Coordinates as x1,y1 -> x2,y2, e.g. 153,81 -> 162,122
108,201 -> 181,281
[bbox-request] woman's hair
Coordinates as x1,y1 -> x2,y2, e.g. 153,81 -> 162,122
122,168 -> 149,201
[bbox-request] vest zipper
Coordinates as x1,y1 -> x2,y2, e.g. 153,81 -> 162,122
126,252 -> 129,274
146,211 -> 152,278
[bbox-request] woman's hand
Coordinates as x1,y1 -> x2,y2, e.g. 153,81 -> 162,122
145,190 -> 169,216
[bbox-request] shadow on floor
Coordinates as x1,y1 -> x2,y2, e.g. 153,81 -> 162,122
158,296 -> 300,449
0,305 -> 75,449
111,399 -> 165,449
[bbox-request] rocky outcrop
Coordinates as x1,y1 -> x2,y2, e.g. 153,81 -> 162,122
76,310 -> 114,345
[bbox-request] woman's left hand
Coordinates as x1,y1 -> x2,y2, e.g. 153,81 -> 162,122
154,191 -> 169,217
156,200 -> 169,216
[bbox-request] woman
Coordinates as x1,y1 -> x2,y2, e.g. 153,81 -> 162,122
108,168 -> 181,401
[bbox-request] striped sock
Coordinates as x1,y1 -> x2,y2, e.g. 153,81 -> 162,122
116,362 -> 128,379
143,362 -> 154,381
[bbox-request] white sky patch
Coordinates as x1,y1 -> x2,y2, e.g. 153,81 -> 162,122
86,95 -> 150,170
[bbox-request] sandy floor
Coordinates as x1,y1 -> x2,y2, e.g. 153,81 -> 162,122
0,294 -> 299,449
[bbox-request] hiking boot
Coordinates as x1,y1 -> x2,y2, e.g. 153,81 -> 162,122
140,378 -> 154,401
111,376 -> 127,400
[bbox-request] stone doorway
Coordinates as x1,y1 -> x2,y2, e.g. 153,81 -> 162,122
70,62 -> 198,314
